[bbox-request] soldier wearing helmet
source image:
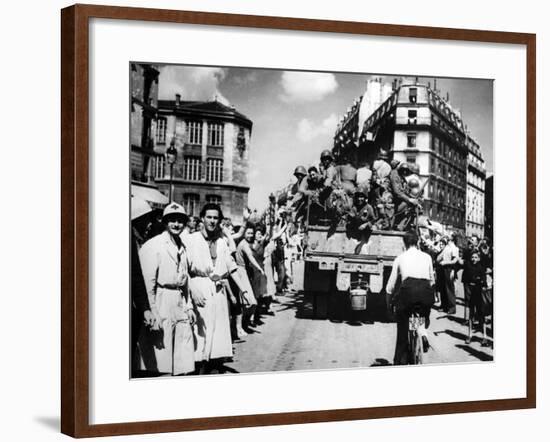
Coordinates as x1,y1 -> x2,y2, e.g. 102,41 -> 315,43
372,149 -> 392,182
288,165 -> 307,203
294,165 -> 307,179
348,190 -> 376,249
319,149 -> 338,189
389,162 -> 423,229
290,165 -> 323,221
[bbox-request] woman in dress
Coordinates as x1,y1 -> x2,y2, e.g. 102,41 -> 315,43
250,225 -> 270,321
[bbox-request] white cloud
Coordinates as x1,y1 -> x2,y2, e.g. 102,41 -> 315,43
158,66 -> 230,104
233,71 -> 259,86
280,71 -> 338,102
297,113 -> 339,142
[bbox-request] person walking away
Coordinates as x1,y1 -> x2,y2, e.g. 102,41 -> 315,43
436,233 -> 459,314
386,230 -> 435,365
139,203 -> 195,375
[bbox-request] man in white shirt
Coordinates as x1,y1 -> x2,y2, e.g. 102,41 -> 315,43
386,230 -> 435,365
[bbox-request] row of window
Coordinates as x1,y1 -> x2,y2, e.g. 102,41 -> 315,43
428,91 -> 464,132
468,171 -> 485,190
430,156 -> 466,187
428,180 -> 465,209
425,201 -> 465,227
431,113 -> 463,145
181,194 -> 222,217
155,119 -> 225,147
468,152 -> 486,172
151,156 -> 224,183
432,136 -> 466,167
364,94 -> 397,130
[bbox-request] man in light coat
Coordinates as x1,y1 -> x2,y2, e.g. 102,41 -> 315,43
185,203 -> 252,374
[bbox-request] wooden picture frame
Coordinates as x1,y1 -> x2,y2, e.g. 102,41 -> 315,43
61,3 -> 536,437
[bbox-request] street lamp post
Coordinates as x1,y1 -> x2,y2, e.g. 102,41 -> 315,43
166,135 -> 178,203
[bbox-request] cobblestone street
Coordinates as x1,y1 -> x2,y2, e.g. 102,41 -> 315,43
226,283 -> 493,374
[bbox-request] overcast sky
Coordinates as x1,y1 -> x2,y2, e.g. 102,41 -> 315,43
158,64 -> 493,211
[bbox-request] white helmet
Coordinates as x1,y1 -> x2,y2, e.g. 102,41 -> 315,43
162,202 -> 187,221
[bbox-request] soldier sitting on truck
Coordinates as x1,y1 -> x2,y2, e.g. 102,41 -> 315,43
290,166 -> 324,224
318,149 -> 338,201
389,162 -> 423,231
335,154 -> 357,195
347,190 -> 377,254
288,165 -> 308,208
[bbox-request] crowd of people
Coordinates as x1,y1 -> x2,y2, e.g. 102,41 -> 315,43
131,145 -> 494,373
131,198 -> 304,377
386,229 -> 494,365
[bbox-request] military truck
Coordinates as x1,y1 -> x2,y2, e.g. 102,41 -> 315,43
300,221 -> 405,321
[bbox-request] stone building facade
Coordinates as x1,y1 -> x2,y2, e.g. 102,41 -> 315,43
334,80 -> 468,233
484,175 -> 494,243
130,63 -> 160,184
152,96 -> 253,223
466,135 -> 486,238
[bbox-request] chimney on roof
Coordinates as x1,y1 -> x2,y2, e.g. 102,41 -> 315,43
175,93 -> 181,106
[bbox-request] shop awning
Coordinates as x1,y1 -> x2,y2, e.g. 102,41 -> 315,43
131,184 -> 168,209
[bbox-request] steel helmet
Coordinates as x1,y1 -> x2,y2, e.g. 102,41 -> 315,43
398,162 -> 412,173
378,149 -> 389,160
162,202 -> 188,222
294,165 -> 307,177
408,176 -> 420,188
320,149 -> 333,160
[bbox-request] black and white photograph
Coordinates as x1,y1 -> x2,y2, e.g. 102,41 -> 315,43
130,63 -> 494,378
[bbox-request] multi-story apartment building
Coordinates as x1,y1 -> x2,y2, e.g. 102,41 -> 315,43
466,135 -> 486,238
153,95 -> 253,222
130,63 -> 168,209
333,79 -> 468,233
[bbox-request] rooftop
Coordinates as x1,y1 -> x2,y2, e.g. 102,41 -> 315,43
158,98 -> 253,128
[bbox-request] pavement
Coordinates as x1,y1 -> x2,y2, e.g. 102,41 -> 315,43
225,283 -> 493,374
